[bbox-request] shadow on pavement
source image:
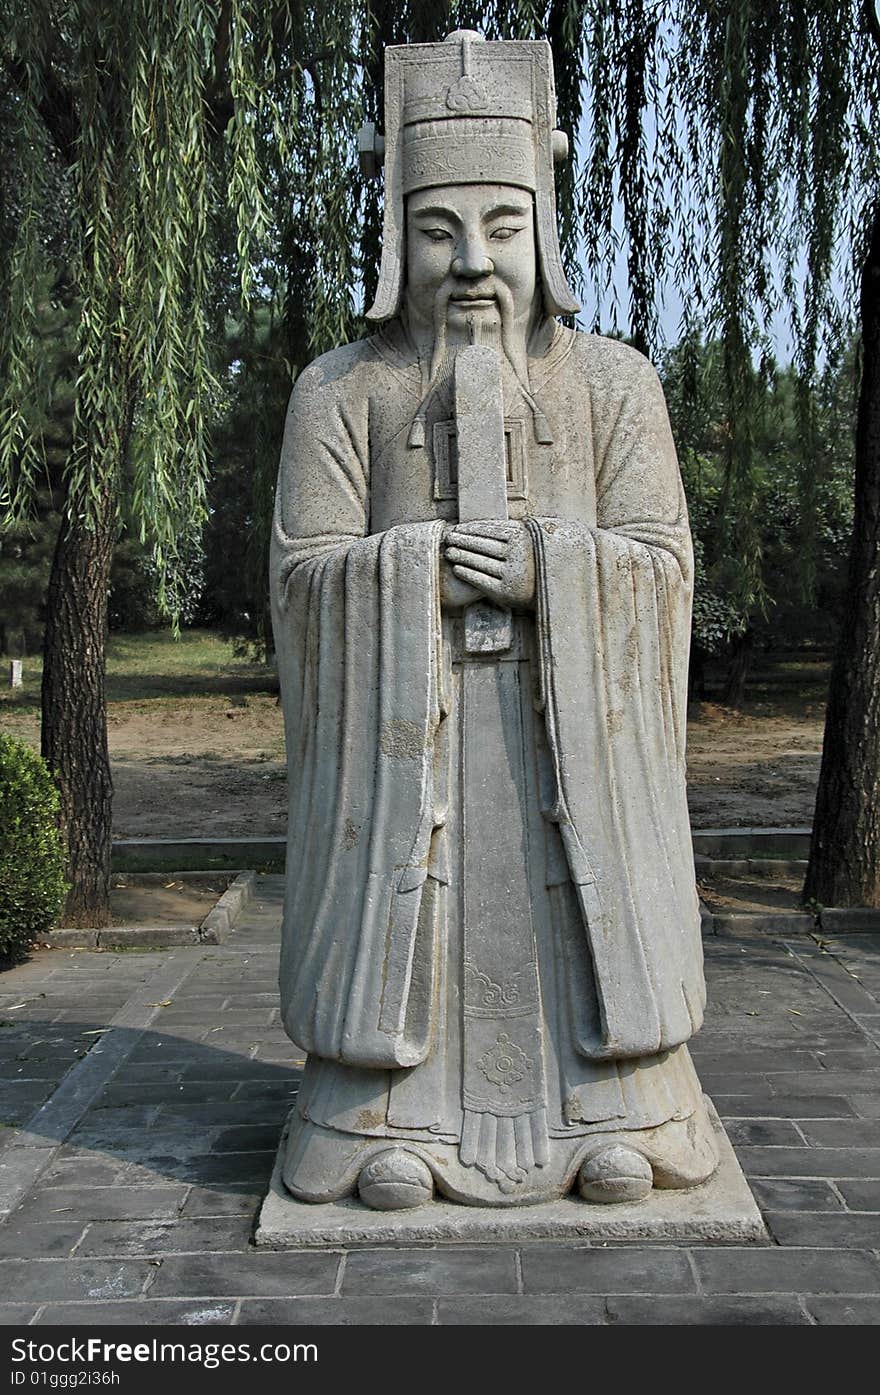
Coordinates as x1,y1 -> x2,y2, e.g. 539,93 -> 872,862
3,1020 -> 301,1195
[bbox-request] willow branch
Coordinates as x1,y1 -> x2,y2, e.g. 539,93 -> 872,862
203,0 -> 234,138
1,54 -> 78,164
203,4 -> 338,140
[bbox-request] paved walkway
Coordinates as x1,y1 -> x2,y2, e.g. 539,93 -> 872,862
1,877 -> 878,1326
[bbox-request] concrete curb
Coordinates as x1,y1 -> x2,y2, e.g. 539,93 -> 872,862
691,827 -> 811,859
112,837 -> 285,873
110,827 -> 813,871
200,869 -> 257,943
818,907 -> 880,933
699,904 -> 880,936
694,856 -> 808,878
703,910 -> 817,936
44,870 -> 256,951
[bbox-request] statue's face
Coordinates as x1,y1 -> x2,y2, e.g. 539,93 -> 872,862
405,184 -> 538,340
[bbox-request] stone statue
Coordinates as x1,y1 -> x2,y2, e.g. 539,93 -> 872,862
270,31 -> 719,1210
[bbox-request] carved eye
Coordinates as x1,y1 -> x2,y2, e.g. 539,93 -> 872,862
489,226 -> 521,241
423,227 -> 453,242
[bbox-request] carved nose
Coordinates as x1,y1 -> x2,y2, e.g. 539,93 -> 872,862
452,243 -> 493,278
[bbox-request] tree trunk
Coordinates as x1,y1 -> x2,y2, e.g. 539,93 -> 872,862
41,494 -> 117,927
722,628 -> 754,707
804,203 -> 880,908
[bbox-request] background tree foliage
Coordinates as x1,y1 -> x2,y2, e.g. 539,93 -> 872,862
0,0 -> 364,923
662,335 -> 858,701
1,1 -> 878,917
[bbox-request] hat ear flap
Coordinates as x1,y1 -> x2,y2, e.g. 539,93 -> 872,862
535,186 -> 580,317
365,52 -> 404,323
532,44 -> 579,318
365,214 -> 404,323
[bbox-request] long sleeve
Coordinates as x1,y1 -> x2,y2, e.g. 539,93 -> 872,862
270,349 -> 446,1068
527,348 -> 704,1059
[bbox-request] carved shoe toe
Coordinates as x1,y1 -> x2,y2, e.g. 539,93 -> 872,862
577,1144 -> 653,1204
358,1148 -> 434,1211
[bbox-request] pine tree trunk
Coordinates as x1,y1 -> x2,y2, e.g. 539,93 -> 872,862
804,203 -> 880,908
687,642 -> 707,703
41,494 -> 117,927
722,628 -> 754,708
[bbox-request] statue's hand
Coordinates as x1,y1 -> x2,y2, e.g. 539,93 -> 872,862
444,520 -> 536,610
439,554 -> 483,610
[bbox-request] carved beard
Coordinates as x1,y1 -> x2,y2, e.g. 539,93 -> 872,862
424,279 -> 530,398
405,279 -> 551,449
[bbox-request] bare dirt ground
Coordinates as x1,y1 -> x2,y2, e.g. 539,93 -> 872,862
103,697 -> 825,837
111,693 -> 829,923
2,639 -> 833,932
695,865 -> 806,914
110,696 -> 826,836
107,694 -> 289,839
685,700 -> 824,829
102,873 -> 232,926
1,640 -> 828,837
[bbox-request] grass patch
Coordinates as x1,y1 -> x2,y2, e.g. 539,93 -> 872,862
0,629 -> 276,713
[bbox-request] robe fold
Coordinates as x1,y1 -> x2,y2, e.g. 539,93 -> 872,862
270,322 -> 705,1099
271,520 -> 447,1068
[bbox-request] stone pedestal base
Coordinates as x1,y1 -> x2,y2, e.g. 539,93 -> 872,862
255,1098 -> 766,1246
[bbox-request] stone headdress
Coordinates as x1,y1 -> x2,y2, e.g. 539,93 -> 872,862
360,30 -> 580,323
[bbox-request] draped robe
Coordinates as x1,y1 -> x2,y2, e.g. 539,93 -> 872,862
270,321 -> 711,1199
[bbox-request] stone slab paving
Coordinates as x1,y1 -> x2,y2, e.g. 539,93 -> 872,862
0,877 -> 878,1326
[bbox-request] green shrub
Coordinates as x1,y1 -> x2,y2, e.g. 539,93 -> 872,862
0,734 -> 67,960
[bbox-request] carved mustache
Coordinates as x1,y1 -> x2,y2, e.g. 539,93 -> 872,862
406,277 -> 547,449
429,279 -> 523,378
447,286 -> 497,301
